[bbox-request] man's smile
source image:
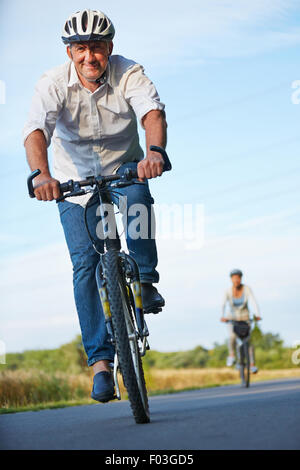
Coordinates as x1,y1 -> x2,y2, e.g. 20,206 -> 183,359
83,64 -> 99,69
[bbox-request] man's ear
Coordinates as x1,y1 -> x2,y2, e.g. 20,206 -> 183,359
108,41 -> 114,56
67,46 -> 73,60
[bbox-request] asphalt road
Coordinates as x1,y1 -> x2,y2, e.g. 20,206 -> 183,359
1,378 -> 299,450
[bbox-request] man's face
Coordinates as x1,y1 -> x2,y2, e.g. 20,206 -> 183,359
67,41 -> 113,82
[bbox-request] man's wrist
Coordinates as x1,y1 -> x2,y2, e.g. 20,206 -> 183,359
34,171 -> 53,184
146,151 -> 164,161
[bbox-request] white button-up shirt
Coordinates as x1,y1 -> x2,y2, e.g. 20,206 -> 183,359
23,55 -> 165,205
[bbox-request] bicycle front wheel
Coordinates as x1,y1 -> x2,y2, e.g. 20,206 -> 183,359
103,250 -> 150,424
243,341 -> 250,388
239,342 -> 250,388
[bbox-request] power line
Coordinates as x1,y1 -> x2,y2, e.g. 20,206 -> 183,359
200,166 -> 300,201
209,185 -> 300,219
171,80 -> 292,123
176,135 -> 300,175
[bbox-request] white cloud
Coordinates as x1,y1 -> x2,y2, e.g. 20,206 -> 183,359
111,0 -> 300,64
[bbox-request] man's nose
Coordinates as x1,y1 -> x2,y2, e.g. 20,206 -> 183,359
84,49 -> 95,62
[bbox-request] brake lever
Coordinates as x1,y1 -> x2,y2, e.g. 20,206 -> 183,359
110,180 -> 145,188
56,189 -> 87,203
110,170 -> 146,189
110,181 -> 134,188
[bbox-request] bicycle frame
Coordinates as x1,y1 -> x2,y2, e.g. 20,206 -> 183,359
232,320 -> 253,388
236,333 -> 251,365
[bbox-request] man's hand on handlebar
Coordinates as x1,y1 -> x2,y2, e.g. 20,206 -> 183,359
137,152 -> 164,180
33,173 -> 61,201
220,317 -> 229,323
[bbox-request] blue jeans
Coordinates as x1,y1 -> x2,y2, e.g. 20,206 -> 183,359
58,162 -> 159,366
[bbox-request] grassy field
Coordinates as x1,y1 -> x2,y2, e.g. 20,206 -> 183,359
1,329 -> 298,414
1,367 -> 299,414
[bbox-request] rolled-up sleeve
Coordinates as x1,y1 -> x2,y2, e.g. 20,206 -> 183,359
123,64 -> 165,127
247,286 -> 260,317
23,75 -> 64,147
222,290 -> 229,317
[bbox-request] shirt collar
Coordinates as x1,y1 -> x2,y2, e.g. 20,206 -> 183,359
68,60 -> 112,88
68,61 -> 80,87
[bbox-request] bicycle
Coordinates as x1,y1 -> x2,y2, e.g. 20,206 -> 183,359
227,318 -> 258,388
27,145 -> 172,424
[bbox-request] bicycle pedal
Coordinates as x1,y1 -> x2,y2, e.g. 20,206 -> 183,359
143,307 -> 162,314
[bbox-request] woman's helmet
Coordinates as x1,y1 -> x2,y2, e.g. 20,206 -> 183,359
62,9 -> 115,44
230,269 -> 243,277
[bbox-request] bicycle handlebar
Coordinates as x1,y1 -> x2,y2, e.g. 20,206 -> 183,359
27,169 -> 41,198
27,146 -> 172,199
224,317 -> 261,323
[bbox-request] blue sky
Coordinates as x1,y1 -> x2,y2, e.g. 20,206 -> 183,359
0,0 -> 300,354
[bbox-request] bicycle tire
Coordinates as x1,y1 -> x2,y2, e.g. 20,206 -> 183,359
238,344 -> 245,386
103,250 -> 150,424
243,341 -> 250,388
239,342 -> 250,388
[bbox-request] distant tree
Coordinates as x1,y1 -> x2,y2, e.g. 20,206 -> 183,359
251,324 -> 283,350
207,342 -> 228,367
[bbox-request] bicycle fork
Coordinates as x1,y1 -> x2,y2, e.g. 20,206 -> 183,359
95,256 -> 150,400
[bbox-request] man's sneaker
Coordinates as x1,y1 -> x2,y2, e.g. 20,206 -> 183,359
226,356 -> 235,367
141,283 -> 165,314
250,366 -> 259,374
91,371 -> 115,403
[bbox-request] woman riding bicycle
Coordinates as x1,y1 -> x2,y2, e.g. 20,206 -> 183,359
220,269 -> 261,374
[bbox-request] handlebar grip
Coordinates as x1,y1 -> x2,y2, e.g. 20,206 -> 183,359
27,169 -> 41,198
60,182 -> 73,193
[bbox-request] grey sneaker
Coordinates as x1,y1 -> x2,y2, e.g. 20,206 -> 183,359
226,356 -> 235,367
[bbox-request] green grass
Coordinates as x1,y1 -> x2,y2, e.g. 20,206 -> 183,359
0,399 -> 95,414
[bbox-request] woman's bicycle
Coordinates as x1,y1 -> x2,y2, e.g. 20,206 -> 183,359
229,318 -> 258,388
27,146 -> 171,424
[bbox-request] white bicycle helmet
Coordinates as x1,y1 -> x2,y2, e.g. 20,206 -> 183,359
62,9 -> 115,44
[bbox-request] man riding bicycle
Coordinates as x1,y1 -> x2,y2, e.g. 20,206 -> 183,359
23,9 -> 167,403
220,269 -> 261,374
